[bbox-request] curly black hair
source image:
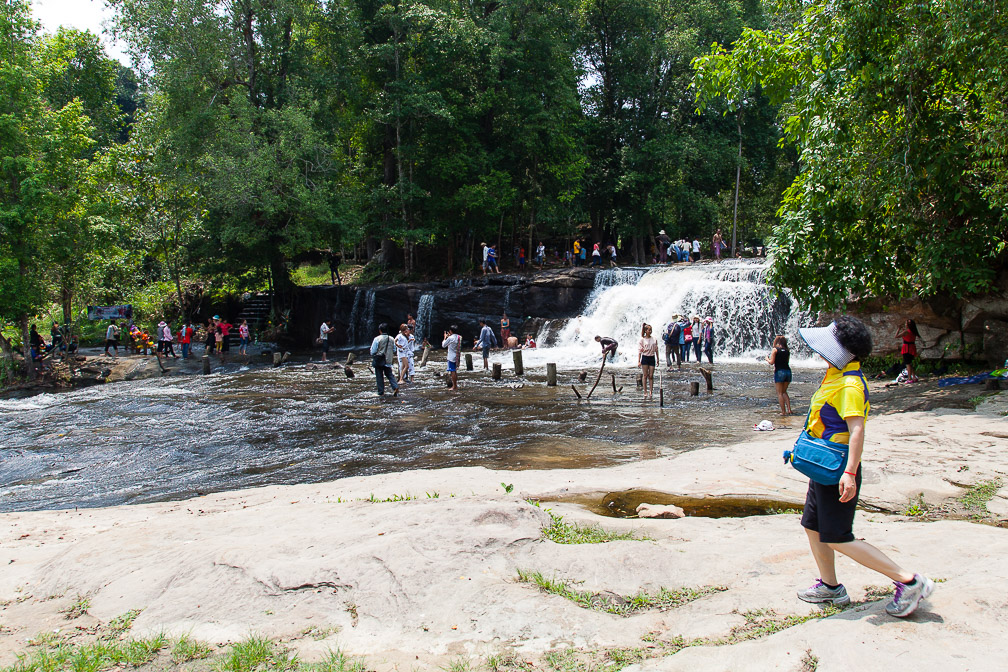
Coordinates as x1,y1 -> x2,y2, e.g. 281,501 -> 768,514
834,315 -> 872,361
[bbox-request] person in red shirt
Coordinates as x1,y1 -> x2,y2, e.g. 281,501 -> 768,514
178,321 -> 194,359
217,317 -> 233,363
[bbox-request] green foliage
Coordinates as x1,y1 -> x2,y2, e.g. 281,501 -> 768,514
694,1 -> 1008,309
959,478 -> 1003,518
541,511 -> 646,544
515,569 -> 726,616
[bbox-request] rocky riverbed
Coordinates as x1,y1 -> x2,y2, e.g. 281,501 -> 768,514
1,389 -> 1005,671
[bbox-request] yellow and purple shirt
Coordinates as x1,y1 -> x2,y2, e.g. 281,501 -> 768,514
805,362 -> 870,445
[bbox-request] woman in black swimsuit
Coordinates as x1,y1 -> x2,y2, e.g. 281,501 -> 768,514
767,335 -> 793,415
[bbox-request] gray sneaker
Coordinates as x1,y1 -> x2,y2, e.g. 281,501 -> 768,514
797,579 -> 851,605
885,574 -> 934,617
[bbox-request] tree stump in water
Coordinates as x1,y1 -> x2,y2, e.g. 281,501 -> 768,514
273,352 -> 282,367
546,363 -> 557,386
611,373 -> 617,393
700,367 -> 714,393
689,381 -> 700,396
465,353 -> 473,371
492,363 -> 502,380
202,355 -> 211,375
513,350 -> 524,376
345,353 -> 355,366
420,346 -> 431,368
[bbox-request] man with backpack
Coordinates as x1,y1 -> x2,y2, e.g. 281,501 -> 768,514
663,318 -> 682,370
369,323 -> 399,397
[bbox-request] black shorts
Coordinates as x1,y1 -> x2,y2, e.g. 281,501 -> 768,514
902,352 -> 915,365
640,355 -> 656,367
322,339 -> 331,353
105,339 -> 117,348
222,335 -> 230,351
800,466 -> 862,543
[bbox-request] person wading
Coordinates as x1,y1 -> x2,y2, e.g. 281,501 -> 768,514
370,323 -> 399,397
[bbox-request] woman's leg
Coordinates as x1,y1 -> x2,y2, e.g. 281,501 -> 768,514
804,529 -> 839,585
828,540 -> 914,584
774,381 -> 786,414
782,380 -> 793,414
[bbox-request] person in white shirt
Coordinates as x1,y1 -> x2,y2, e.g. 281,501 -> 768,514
442,325 -> 463,390
319,320 -> 334,362
395,323 -> 411,383
692,238 -> 701,261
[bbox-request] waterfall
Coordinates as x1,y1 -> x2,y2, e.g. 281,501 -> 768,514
416,294 -> 435,343
534,260 -> 814,366
348,288 -> 376,345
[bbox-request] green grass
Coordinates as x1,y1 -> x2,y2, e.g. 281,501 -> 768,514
959,478 -> 1003,518
515,570 -> 726,616
171,635 -> 213,664
106,610 -> 142,638
290,263 -> 335,287
541,512 -> 648,544
968,393 -> 996,410
902,493 -> 928,517
7,634 -> 167,672
61,595 -> 91,620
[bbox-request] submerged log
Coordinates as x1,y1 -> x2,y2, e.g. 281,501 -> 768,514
465,353 -> 473,371
586,356 -> 607,398
546,363 -> 557,386
492,363 -> 502,380
571,384 -> 582,399
689,381 -> 700,396
420,346 -> 431,368
611,373 -> 617,393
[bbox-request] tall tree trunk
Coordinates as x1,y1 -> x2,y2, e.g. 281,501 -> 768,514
20,315 -> 34,381
61,283 -> 72,327
732,114 -> 742,258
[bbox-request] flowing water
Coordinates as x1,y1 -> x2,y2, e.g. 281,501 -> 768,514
1,261 -> 822,513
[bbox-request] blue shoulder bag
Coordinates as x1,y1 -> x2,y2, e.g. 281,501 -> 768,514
783,371 -> 867,485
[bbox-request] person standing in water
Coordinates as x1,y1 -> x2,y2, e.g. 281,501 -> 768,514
766,335 -> 793,415
500,313 -> 510,347
795,317 -> 934,617
475,319 -> 497,370
442,325 -> 463,390
896,319 -> 922,383
370,323 -> 399,397
395,323 -> 411,384
319,320 -> 335,362
638,324 -> 659,400
691,316 -> 703,362
702,317 -> 714,364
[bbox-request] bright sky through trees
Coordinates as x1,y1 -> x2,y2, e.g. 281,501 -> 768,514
30,0 -> 128,62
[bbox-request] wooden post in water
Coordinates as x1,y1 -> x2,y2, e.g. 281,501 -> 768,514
546,363 -> 557,386
492,362 -> 502,380
571,384 -> 582,399
465,353 -> 473,371
202,355 -> 211,374
513,350 -> 523,376
700,368 -> 714,393
611,373 -> 617,393
420,345 -> 431,368
659,387 -> 664,406
689,381 -> 700,396
273,352 -> 282,367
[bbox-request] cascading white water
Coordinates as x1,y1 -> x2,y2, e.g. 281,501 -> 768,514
348,288 -> 376,345
415,294 -> 435,343
524,260 -> 814,367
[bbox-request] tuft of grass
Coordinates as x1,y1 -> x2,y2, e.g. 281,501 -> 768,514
863,585 -> 892,600
515,570 -> 725,616
441,656 -> 473,672
968,393 -> 995,410
299,626 -> 338,642
61,595 -> 91,620
541,512 -> 648,544
306,650 -> 367,672
486,652 -> 535,672
902,493 -> 928,517
959,478 -> 1003,518
801,649 -> 819,672
216,636 -> 283,672
768,507 -> 802,515
106,610 -> 142,638
501,483 -> 514,494
172,635 -> 213,664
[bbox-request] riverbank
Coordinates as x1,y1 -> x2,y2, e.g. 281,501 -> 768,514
1,391 -> 1005,671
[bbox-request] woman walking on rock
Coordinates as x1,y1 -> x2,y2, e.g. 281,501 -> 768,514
795,317 -> 933,618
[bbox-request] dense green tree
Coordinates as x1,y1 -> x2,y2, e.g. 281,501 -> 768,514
0,0 -> 95,377
694,0 -> 1008,309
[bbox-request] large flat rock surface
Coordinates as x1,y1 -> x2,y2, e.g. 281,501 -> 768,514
1,407 -> 1006,671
